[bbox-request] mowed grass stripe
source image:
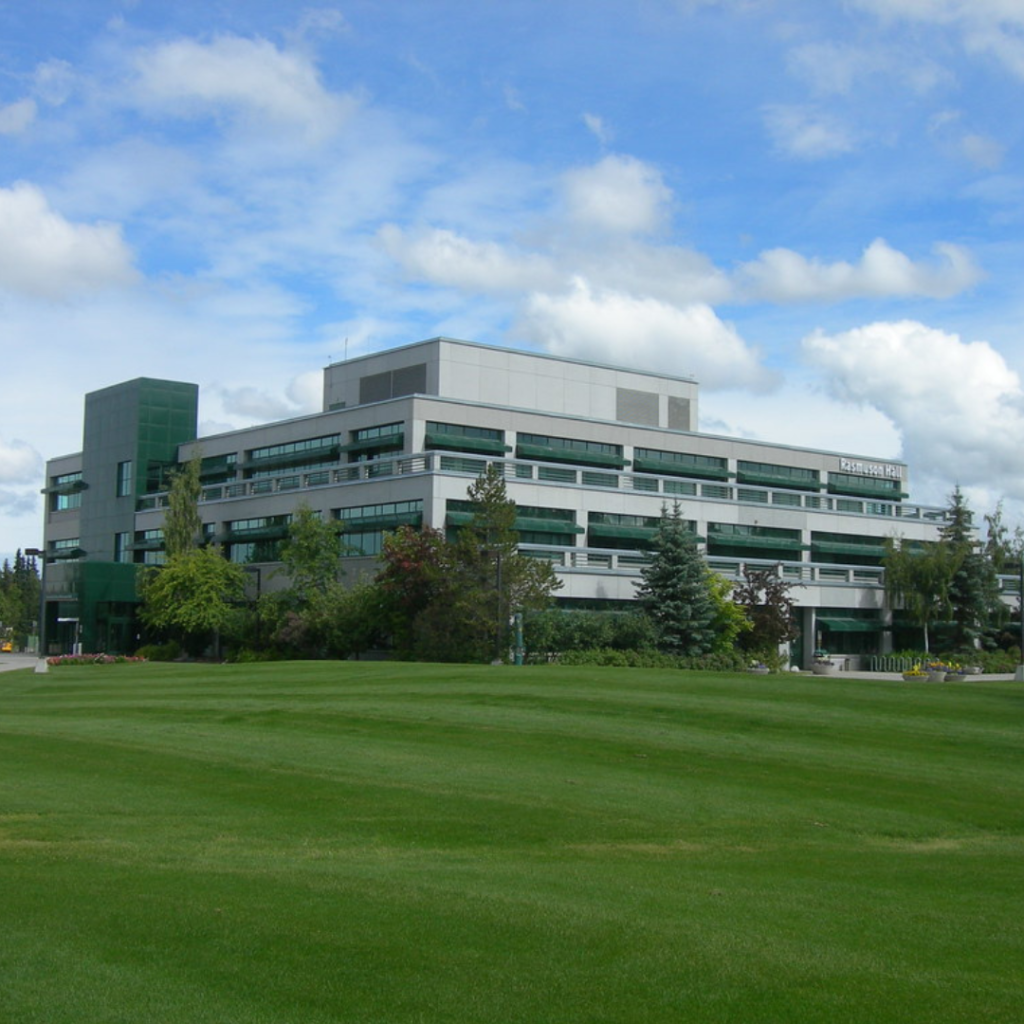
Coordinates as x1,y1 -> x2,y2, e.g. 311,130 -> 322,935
1,661 -> 1022,1023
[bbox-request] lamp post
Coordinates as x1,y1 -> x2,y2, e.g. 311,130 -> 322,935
24,547 -> 47,674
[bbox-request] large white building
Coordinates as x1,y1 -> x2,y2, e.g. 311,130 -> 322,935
42,337 -> 952,663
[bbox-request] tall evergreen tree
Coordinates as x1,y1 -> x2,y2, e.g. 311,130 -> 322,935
634,503 -> 716,656
939,487 -> 999,649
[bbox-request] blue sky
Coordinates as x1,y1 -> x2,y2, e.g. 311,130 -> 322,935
3,0 -> 1024,560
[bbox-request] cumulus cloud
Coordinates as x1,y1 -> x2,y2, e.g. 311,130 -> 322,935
378,225 -> 558,293
561,154 -> 672,234
762,105 -> 855,160
852,0 -> 1024,80
0,99 -> 36,134
735,238 -> 981,302
0,182 -> 138,299
515,278 -> 775,392
214,385 -> 298,422
0,437 -> 42,484
134,35 -> 356,143
804,319 -> 1024,494
0,488 -> 38,518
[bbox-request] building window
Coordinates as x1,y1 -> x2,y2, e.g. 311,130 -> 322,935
827,472 -> 903,501
49,538 -> 82,561
344,422 -> 405,463
334,500 -> 423,555
706,523 -> 806,560
114,532 -> 132,564
633,448 -> 729,481
736,461 -> 820,492
245,436 -> 339,478
49,471 -> 84,511
116,460 -> 133,497
516,433 -> 627,470
425,421 -> 508,456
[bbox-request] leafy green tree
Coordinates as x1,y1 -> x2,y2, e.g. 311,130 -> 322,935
375,525 -> 451,658
446,465 -> 561,661
939,487 -> 1000,649
706,569 -> 752,653
732,564 -> 798,661
375,467 -> 561,662
883,536 -> 957,654
139,546 -> 246,656
983,501 -> 1023,575
634,503 -> 716,656
163,453 -> 203,558
279,504 -> 344,602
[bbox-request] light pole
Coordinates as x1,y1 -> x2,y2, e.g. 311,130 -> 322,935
24,547 -> 47,673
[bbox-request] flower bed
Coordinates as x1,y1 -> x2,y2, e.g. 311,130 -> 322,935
46,654 -> 147,667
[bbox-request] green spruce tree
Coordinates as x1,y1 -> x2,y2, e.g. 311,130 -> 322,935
634,503 -> 716,656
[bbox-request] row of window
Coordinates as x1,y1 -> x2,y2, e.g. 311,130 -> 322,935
122,413 -> 904,504
102,512 -> 900,569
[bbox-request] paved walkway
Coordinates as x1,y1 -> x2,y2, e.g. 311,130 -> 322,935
0,654 -> 40,674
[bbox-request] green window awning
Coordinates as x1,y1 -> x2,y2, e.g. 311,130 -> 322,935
425,432 -> 510,455
340,512 -> 422,531
341,433 -> 405,454
447,511 -> 583,534
736,471 -> 819,491
707,534 -> 808,551
828,481 -> 906,500
632,456 -> 729,480
515,442 -> 628,469
222,526 -> 290,542
811,540 -> 887,557
817,617 -> 884,633
589,523 -> 704,543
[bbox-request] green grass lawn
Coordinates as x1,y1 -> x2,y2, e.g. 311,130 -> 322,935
1,662 -> 1022,1023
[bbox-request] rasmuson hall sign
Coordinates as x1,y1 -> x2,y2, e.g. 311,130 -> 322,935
839,457 -> 902,480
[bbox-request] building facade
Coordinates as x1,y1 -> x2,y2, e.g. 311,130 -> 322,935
42,337 -> 955,662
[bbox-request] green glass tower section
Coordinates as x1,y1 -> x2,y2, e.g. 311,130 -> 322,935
77,378 -> 198,652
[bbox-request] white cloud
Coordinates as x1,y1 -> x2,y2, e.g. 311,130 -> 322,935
286,371 -> 324,414
762,105 -> 855,160
960,132 -> 1005,169
32,59 -> 75,105
515,277 -> 775,392
134,35 -> 356,143
852,0 -> 1024,80
215,385 -> 296,422
504,86 -> 526,112
378,225 -> 558,293
786,43 -> 875,95
0,437 -> 42,484
0,99 -> 36,134
0,182 -> 138,299
0,488 -> 38,519
804,319 -> 1024,496
735,238 -> 981,302
582,112 -> 613,146
561,154 -> 672,234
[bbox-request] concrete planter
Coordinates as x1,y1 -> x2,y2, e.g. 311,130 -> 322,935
811,661 -> 837,676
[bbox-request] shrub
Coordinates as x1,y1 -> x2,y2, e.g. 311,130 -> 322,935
542,647 -> 749,672
134,640 -> 182,662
